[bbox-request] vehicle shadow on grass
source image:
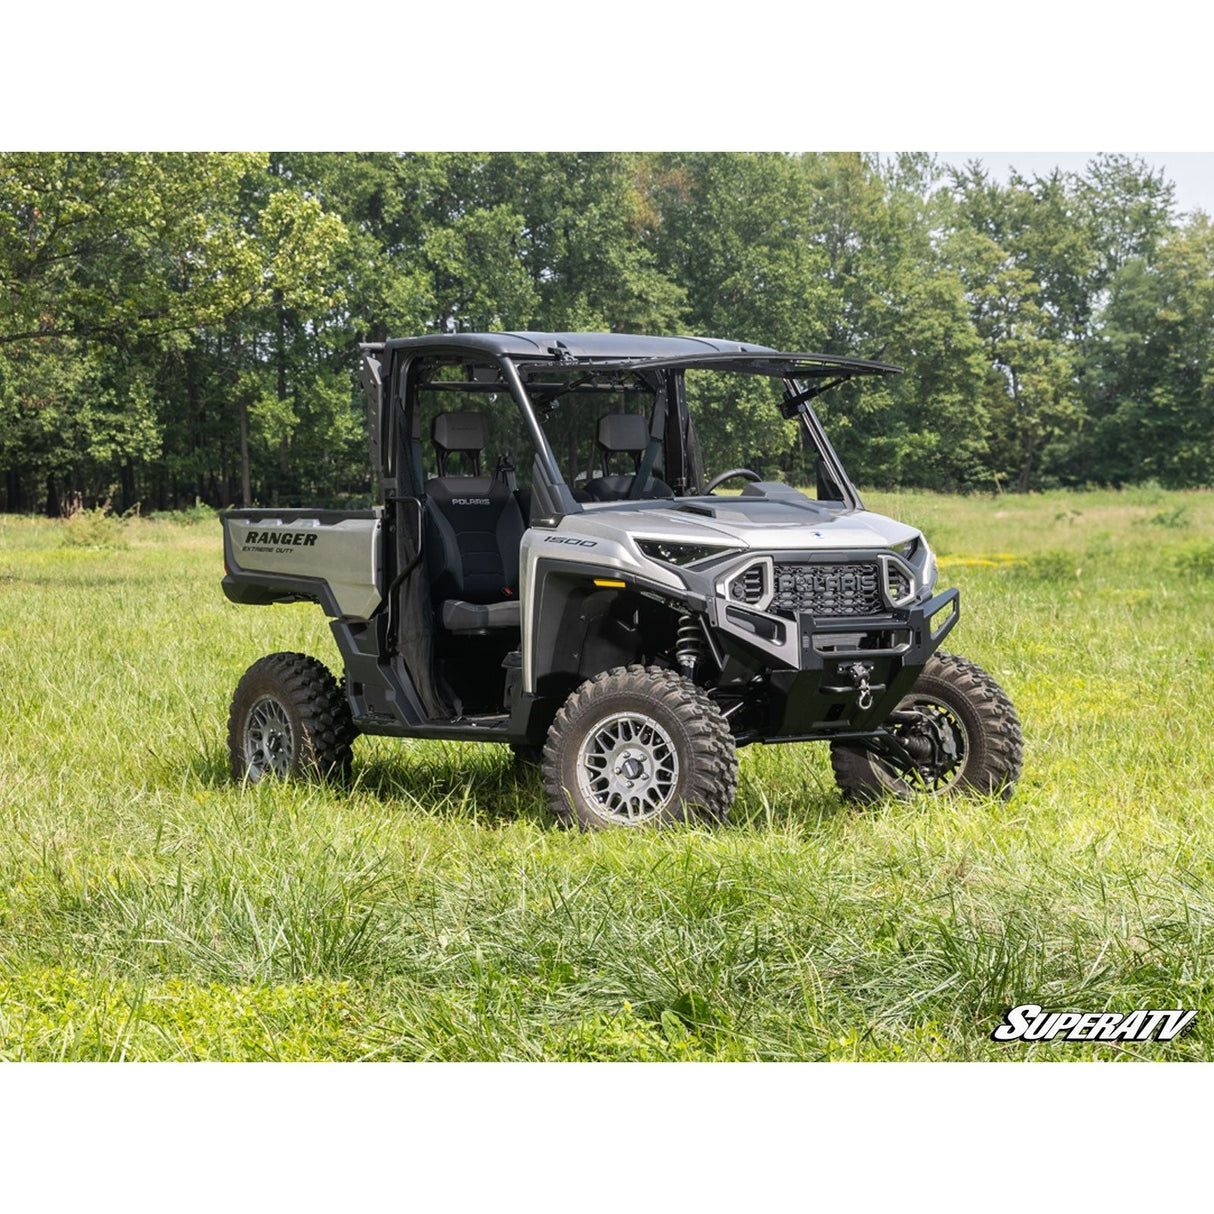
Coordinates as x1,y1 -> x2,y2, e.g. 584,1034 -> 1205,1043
179,747 -> 233,788
348,747 -> 554,828
718,741 -> 856,833
180,743 -> 850,833
352,747 -> 856,834
174,743 -> 549,827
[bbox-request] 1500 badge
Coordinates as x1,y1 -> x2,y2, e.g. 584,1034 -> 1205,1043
544,535 -> 597,547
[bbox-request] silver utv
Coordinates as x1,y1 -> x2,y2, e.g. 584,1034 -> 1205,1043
222,332 -> 1022,828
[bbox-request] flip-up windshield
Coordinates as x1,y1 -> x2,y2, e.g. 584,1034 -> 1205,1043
510,352 -> 900,509
393,341 -> 901,517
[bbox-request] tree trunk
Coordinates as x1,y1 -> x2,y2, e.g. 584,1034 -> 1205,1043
186,343 -> 203,506
239,398 -> 252,506
1010,368 -> 1033,494
218,435 -> 230,507
120,460 -> 136,515
276,289 -> 291,481
1017,433 -> 1036,494
45,474 -> 60,518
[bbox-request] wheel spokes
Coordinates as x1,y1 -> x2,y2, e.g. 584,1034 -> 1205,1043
575,711 -> 681,824
244,696 -> 294,780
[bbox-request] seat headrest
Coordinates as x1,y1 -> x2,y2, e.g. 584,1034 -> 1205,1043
432,411 -> 486,454
597,413 -> 649,455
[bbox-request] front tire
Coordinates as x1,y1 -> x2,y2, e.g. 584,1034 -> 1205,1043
227,652 -> 356,783
542,665 -> 737,829
830,652 -> 1022,803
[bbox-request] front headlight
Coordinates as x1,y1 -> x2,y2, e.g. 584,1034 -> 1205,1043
637,540 -> 733,567
895,535 -> 937,597
922,542 -> 938,594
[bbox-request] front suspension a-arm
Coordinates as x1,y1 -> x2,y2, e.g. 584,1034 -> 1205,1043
851,729 -> 920,769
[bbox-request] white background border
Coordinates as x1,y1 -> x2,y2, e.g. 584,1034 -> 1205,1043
2,2 -> 1209,1204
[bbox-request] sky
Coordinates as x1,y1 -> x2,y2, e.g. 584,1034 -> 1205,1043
936,152 -> 1214,217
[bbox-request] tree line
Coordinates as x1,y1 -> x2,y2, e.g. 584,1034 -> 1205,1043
1,151 -> 1209,514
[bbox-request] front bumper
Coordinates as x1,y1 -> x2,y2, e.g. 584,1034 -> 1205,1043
722,586 -> 960,741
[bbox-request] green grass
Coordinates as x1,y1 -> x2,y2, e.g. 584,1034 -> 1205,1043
2,488 -> 1213,1060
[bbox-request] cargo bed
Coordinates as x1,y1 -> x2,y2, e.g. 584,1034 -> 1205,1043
221,508 -> 383,619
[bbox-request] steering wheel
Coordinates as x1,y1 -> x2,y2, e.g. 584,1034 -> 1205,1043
704,468 -> 763,494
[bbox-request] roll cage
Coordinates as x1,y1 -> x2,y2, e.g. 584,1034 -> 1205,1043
362,333 -> 902,521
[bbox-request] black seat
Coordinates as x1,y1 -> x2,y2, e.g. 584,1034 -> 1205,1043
439,599 -> 520,632
425,411 -> 524,634
582,413 -> 673,502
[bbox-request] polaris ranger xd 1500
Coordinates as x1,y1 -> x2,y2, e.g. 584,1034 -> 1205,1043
221,332 -> 1023,828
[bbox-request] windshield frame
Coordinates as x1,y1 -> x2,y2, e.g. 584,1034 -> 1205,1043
494,350 -> 900,522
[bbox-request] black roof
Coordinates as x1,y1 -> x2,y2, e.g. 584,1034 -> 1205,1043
373,331 -> 901,376
380,331 -> 769,359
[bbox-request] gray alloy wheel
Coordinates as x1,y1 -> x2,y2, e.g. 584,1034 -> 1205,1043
542,665 -> 737,830
227,652 -> 355,783
574,710 -> 681,825
243,694 -> 296,779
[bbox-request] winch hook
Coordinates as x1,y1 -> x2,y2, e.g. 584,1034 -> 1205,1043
842,661 -> 875,711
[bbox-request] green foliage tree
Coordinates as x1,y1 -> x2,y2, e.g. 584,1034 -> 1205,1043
1079,214 -> 1214,486
472,152 -> 686,333
946,164 -> 1086,491
799,154 -> 990,490
0,153 -> 258,510
644,152 -> 829,472
1,151 -> 1211,512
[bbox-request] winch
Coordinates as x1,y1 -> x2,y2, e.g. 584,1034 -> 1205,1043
822,660 -> 886,711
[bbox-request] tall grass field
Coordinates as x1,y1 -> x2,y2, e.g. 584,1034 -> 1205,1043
1,487 -> 1212,1060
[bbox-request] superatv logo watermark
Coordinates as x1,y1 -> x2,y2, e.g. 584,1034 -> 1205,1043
991,1004 -> 1197,1043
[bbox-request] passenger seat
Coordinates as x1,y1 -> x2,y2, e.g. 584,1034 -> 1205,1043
581,413 -> 673,501
425,411 -> 525,634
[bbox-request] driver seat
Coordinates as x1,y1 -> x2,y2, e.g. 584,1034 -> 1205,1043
581,414 -> 673,502
424,411 -> 524,634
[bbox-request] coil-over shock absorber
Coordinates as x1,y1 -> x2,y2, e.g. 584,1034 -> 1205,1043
675,613 -> 706,681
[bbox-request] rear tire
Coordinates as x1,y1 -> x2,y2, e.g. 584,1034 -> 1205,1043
227,652 -> 356,783
830,651 -> 1022,803
542,665 -> 737,830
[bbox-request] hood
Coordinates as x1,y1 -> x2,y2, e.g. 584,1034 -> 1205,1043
574,491 -> 920,552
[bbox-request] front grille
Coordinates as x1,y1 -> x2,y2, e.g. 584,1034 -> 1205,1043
730,564 -> 766,605
886,565 -> 911,603
771,561 -> 883,617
